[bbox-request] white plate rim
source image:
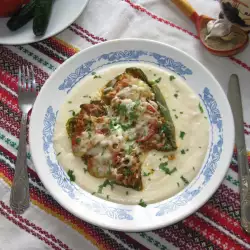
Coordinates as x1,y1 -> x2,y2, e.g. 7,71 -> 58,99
30,38 -> 235,231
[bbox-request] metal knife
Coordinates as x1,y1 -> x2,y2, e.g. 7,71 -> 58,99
228,74 -> 250,233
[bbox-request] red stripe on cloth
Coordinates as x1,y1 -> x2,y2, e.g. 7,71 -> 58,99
42,38 -> 77,58
0,144 -> 41,182
184,215 -> 246,250
0,201 -> 71,250
207,184 -> 240,221
123,0 -> 198,39
155,221 -> 216,250
0,87 -> 19,111
0,46 -> 49,85
71,24 -> 107,42
30,44 -> 65,64
0,206 -> 62,250
68,27 -> 98,45
123,0 -> 250,73
0,67 -> 18,93
200,204 -> 250,244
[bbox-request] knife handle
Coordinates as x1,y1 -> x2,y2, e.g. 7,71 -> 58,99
241,175 -> 250,233
238,148 -> 250,233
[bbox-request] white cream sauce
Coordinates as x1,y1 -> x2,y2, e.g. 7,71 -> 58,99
53,63 -> 209,205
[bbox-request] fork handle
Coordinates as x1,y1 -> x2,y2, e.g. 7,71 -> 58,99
10,113 -> 30,214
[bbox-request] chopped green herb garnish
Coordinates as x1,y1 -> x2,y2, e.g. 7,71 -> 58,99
94,75 -> 102,79
170,75 -> 176,81
91,72 -> 96,75
148,178 -> 151,181
69,110 -> 76,116
92,192 -> 96,195
175,114 -> 178,119
68,101 -> 72,104
179,131 -> 186,140
83,168 -> 88,173
159,162 -> 177,175
199,103 -> 204,113
154,73 -> 157,76
181,149 -> 186,154
174,93 -> 178,98
123,168 -> 133,176
127,144 -> 134,155
88,131 -> 91,139
155,77 -> 162,83
177,182 -> 180,187
172,109 -> 176,111
139,199 -> 147,207
76,138 -> 81,144
193,167 -> 195,171
199,146 -> 202,149
67,169 -> 75,182
204,116 -> 207,119
56,152 -> 61,156
180,112 -> 183,114
180,175 -> 189,185
98,179 -> 115,194
143,172 -> 150,177
106,195 -> 110,200
126,191 -> 129,195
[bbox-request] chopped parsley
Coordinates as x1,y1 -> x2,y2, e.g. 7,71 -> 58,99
139,199 -> 147,207
56,152 -> 61,156
181,149 -> 186,154
92,192 -> 96,195
68,101 -> 72,104
193,167 -> 195,171
175,114 -> 178,119
179,131 -> 186,140
180,176 -> 189,185
67,169 -> 75,182
172,109 -> 176,111
180,112 -> 183,114
155,77 -> 162,83
76,138 -> 81,144
153,73 -> 157,76
123,168 -> 133,176
177,182 -> 180,187
98,179 -> 115,194
106,195 -> 110,200
126,191 -> 129,195
159,162 -> 177,175
143,172 -> 151,177
127,144 -> 134,155
69,110 -> 76,116
148,178 -> 151,181
88,131 -> 91,139
93,75 -> 102,79
83,168 -> 88,173
91,72 -> 96,75
199,103 -> 204,113
174,93 -> 178,98
170,75 -> 176,81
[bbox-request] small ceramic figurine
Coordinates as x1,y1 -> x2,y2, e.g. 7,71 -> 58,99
220,0 -> 250,32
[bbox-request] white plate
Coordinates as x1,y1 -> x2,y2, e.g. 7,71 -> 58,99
0,0 -> 89,45
30,39 -> 235,232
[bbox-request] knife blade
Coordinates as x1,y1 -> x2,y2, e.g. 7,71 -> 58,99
228,74 -> 250,233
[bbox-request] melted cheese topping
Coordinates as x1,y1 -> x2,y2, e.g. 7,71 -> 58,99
53,63 -> 209,205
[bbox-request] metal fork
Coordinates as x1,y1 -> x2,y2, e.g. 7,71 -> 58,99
10,65 -> 37,214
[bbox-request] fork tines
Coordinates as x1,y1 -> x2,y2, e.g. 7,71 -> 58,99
18,65 -> 37,92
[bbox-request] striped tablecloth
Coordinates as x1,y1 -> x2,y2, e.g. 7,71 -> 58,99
1,0 -> 250,249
